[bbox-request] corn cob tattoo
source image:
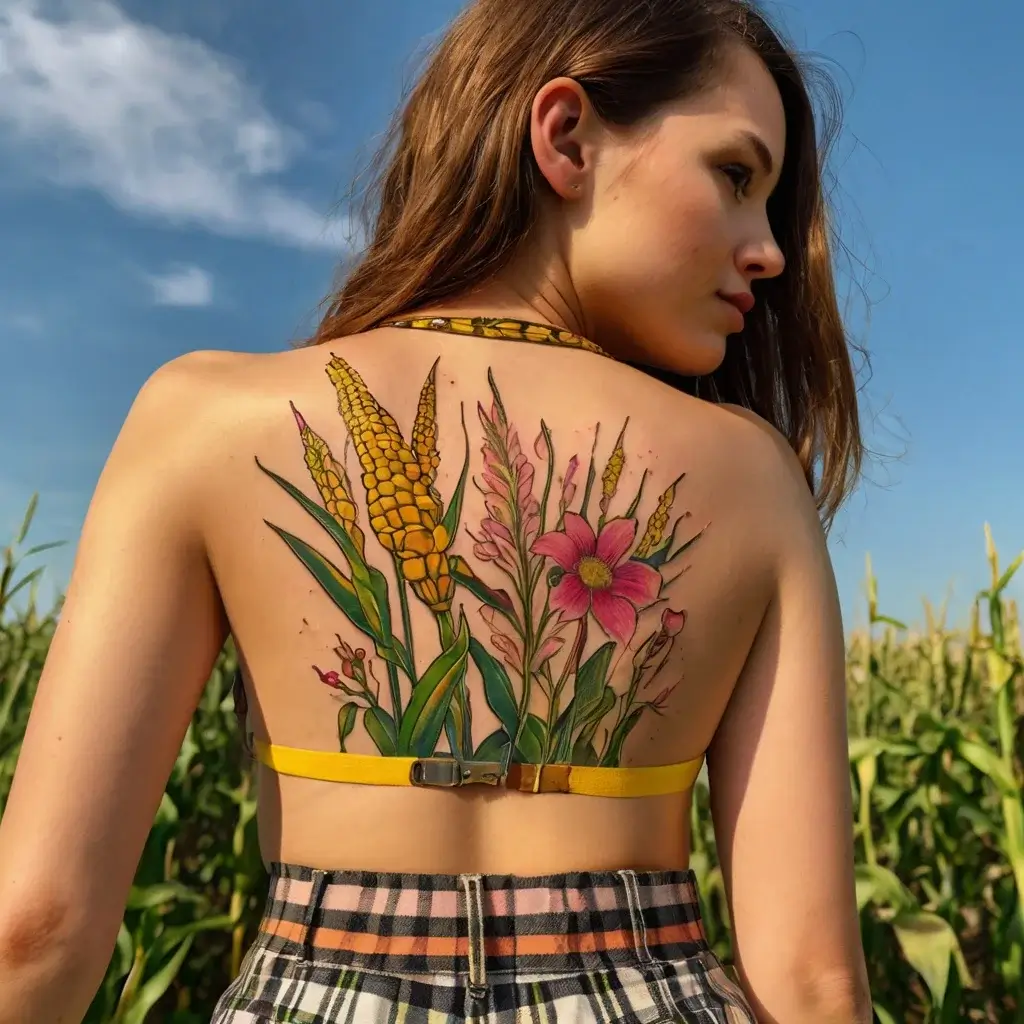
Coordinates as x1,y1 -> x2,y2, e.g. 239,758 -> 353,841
600,418 -> 628,514
634,476 -> 682,559
411,358 -> 442,496
291,403 -> 365,558
326,355 -> 454,612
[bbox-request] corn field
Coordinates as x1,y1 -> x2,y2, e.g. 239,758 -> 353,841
1,495 -> 1022,1023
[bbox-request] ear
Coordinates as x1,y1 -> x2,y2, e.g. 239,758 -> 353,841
529,77 -> 601,199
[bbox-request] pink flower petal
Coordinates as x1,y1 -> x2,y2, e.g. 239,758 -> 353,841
591,590 -> 639,645
531,530 -> 580,570
610,560 -> 662,607
562,513 -> 597,559
484,495 -> 508,521
517,467 -> 536,503
532,634 -> 565,669
562,456 -> 579,490
482,469 -> 510,498
482,518 -> 515,546
522,512 -> 541,545
491,634 -> 524,674
661,608 -> 687,636
549,573 -> 591,620
495,549 -> 517,571
595,517 -> 638,568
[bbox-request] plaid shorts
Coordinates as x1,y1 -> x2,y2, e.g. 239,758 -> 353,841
211,862 -> 755,1023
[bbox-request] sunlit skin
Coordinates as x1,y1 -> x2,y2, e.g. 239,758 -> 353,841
0,40 -> 868,1024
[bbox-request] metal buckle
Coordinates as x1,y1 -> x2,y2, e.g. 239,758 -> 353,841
409,757 -> 504,787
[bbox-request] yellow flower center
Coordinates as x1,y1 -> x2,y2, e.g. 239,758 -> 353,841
577,555 -> 613,590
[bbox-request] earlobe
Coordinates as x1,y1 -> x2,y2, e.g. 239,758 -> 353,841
530,76 -> 592,200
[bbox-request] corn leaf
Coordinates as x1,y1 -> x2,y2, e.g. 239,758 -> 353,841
873,1003 -> 899,1024
849,737 -> 919,761
625,469 -> 648,519
600,706 -> 644,767
993,551 -> 1023,595
957,738 -> 1019,797
125,882 -> 202,910
365,706 -> 398,756
474,728 -> 512,763
892,910 -> 962,1009
120,935 -> 195,1024
855,863 -> 917,913
444,687 -> 473,761
398,610 -> 471,756
337,702 -> 359,751
538,419 -> 555,533
15,493 -> 38,545
256,458 -> 389,638
450,556 -> 515,615
664,521 -> 709,566
514,716 -> 547,764
552,641 -> 615,761
469,638 -> 545,762
471,637 -> 517,736
264,524 -> 373,637
440,405 -> 471,542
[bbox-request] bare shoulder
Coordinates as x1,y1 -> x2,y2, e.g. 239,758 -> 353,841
110,348 -> 298,503
714,402 -> 819,518
139,348 -> 278,397
130,348 -> 303,432
716,403 -> 806,476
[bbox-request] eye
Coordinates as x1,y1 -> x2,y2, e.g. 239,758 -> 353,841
720,163 -> 754,200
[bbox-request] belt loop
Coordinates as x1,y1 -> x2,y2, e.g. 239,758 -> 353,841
618,869 -> 653,965
461,874 -> 488,1001
298,868 -> 328,967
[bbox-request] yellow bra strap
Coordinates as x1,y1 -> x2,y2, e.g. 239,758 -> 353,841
253,741 -> 704,798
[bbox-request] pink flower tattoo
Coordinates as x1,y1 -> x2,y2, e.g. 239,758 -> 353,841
531,513 -> 661,644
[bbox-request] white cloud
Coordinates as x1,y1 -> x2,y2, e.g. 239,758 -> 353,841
0,0 -> 350,250
147,264 -> 213,307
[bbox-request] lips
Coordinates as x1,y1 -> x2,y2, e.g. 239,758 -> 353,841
718,291 -> 755,315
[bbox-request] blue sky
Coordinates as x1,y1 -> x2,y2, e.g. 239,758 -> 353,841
0,0 -> 1020,631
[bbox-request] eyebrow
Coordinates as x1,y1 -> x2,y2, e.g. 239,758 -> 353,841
740,130 -> 777,179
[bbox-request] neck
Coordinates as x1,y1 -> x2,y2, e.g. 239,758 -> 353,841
401,218 -> 589,338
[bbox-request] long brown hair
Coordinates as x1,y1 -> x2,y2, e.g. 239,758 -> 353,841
307,0 -> 863,528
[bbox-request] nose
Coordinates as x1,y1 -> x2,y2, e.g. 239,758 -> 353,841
737,231 -> 786,282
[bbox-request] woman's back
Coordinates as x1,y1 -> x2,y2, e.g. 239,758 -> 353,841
175,321 -> 821,875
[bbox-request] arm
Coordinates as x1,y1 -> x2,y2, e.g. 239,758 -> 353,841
707,422 -> 871,1023
0,357 -> 228,1023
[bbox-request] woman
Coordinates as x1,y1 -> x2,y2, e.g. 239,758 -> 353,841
0,0 -> 872,1020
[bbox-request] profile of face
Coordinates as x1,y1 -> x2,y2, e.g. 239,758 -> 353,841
530,43 -> 787,375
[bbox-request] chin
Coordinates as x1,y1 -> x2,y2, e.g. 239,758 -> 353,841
655,329 -> 728,378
